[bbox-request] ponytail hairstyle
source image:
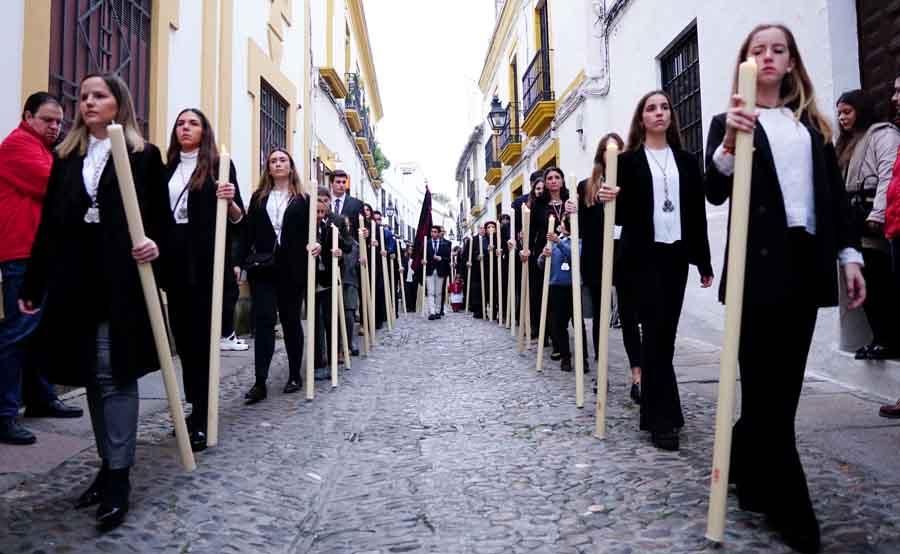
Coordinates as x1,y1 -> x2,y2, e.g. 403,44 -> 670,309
625,90 -> 684,152
586,133 -> 625,207
732,24 -> 832,139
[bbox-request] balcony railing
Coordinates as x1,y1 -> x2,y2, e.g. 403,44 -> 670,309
499,101 -> 520,152
345,72 -> 362,111
484,135 -> 501,172
522,48 -> 554,119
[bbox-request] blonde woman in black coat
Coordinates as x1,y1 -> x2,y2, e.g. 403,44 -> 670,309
20,74 -> 167,531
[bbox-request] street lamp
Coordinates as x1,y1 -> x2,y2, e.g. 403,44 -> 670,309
488,95 -> 508,131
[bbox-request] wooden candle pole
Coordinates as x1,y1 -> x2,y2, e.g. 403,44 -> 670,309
107,124 -> 195,471
535,215 -> 555,372
465,235 -> 474,313
330,224 -> 339,388
496,235 -> 504,327
305,183 -> 317,401
517,207 -> 531,352
206,146 -> 230,447
337,275 -> 351,369
397,255 -> 408,315
380,226 -> 393,330
488,230 -> 494,323
370,220 -> 377,319
706,57 -> 758,545
594,144 -> 619,438
357,221 -> 371,354
509,212 -> 516,336
478,232 -> 486,320
569,180 -> 585,409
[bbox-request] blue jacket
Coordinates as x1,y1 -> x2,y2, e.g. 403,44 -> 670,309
538,236 -> 578,287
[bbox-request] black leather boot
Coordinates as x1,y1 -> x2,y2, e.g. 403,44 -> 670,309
74,462 -> 108,509
96,467 -> 130,531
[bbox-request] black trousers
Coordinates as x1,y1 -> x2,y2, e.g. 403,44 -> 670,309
731,229 -> 818,522
315,288 -> 333,368
222,276 -> 239,338
167,282 -> 211,431
528,260 -> 543,337
250,263 -> 303,385
585,282 -> 641,368
861,247 -> 898,348
637,242 -> 688,433
404,280 -> 417,312
548,285 -> 589,362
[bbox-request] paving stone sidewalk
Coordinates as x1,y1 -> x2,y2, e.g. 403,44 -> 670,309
1,312 -> 899,553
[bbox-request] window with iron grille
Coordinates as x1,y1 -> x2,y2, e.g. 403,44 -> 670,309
260,79 -> 288,173
49,0 -> 153,136
661,26 -> 703,163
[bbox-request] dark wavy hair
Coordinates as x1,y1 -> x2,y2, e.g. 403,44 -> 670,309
835,89 -> 877,170
167,108 -> 219,191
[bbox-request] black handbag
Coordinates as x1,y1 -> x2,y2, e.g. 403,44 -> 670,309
848,175 -> 878,237
245,246 -> 276,275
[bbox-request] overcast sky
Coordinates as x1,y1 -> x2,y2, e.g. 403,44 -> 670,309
366,0 -> 497,199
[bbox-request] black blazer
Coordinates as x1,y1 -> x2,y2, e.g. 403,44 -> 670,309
705,113 -> 857,307
315,213 -> 352,286
242,189 -> 310,288
576,179 -> 608,287
160,159 -> 245,290
616,145 -> 713,278
334,194 -> 363,235
426,238 -> 452,277
23,144 -> 168,386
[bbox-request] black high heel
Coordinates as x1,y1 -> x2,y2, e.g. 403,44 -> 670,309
630,382 -> 641,404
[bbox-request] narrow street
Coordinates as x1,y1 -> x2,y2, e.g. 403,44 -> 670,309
2,310 -> 900,553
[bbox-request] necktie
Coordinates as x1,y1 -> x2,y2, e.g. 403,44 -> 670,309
334,198 -> 341,214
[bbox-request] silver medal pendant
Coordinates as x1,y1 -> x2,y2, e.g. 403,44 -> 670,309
177,202 -> 188,221
84,206 -> 100,223
663,199 -> 675,213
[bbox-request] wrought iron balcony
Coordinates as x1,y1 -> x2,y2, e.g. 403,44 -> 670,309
522,48 -> 556,137
499,101 -> 522,165
484,135 -> 501,186
344,73 -> 363,132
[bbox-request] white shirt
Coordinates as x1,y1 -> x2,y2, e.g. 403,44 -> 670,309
406,258 -> 415,283
82,135 -> 111,205
267,189 -> 291,244
644,146 -> 682,244
712,109 -> 863,266
168,149 -> 197,224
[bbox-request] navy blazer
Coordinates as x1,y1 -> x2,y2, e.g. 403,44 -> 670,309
426,238 -> 452,277
704,113 -> 858,307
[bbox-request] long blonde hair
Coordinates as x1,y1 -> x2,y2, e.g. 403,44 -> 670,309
57,73 -> 145,158
586,133 -> 625,207
732,24 -> 832,139
255,148 -> 302,202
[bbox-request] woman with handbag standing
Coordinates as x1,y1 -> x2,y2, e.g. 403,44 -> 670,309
19,74 -> 167,530
705,24 -> 866,553
835,90 -> 900,360
161,108 -> 244,452
242,149 -> 313,404
617,91 -> 714,452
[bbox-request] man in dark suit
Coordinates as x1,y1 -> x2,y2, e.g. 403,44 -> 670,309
425,225 -> 451,320
330,169 -> 363,236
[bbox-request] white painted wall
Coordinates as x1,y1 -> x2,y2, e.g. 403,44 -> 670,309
0,1 -> 26,134
166,0 -> 203,137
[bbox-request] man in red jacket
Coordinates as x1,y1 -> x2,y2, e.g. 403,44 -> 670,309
0,92 -> 83,446
879,73 -> 900,418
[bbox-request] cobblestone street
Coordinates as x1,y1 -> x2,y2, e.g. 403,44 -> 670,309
2,312 -> 900,553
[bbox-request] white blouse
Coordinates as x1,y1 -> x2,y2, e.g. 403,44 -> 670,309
712,109 -> 863,266
82,135 -> 111,221
168,149 -> 198,224
267,189 -> 291,244
644,146 -> 682,244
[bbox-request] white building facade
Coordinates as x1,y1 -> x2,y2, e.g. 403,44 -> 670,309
459,0 -> 894,234
4,0 -> 386,206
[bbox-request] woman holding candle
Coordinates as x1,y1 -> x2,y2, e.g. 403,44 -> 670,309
834,90 -> 900,360
529,169 -> 570,350
161,108 -> 244,451
705,24 -> 866,553
19,73 -> 167,530
617,90 -> 714,452
242,149 -> 313,405
525,178 -> 546,338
